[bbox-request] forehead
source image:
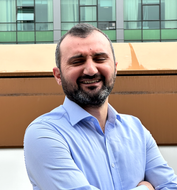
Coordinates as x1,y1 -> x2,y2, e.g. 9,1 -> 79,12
60,31 -> 112,57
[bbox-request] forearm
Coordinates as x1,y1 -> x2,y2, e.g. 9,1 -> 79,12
137,181 -> 154,190
128,181 -> 154,190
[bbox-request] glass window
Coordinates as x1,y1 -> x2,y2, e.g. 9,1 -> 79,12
102,30 -> 116,41
143,30 -> 160,40
124,30 -> 141,40
80,22 -> 97,28
0,24 -> 16,31
124,0 -> 141,21
61,0 -> 79,22
0,32 -> 16,42
143,21 -> 160,29
61,31 -> 67,36
124,22 -> 141,29
143,5 -> 159,20
80,0 -> 96,5
161,21 -> 177,29
17,32 -> 35,42
98,0 -> 116,21
36,31 -> 53,42
61,23 -> 78,30
161,29 -> 177,39
17,0 -> 34,6
161,39 -> 177,42
98,22 -> 116,30
35,0 -> 53,22
17,7 -> 34,21
80,6 -> 96,22
18,42 -> 35,44
0,0 -> 16,22
36,23 -> 53,31
161,0 -> 177,20
17,22 -> 34,31
142,0 -> 159,4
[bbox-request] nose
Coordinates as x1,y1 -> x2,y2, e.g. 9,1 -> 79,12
83,59 -> 98,76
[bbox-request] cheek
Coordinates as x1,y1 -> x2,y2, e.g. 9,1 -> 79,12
99,64 -> 115,79
63,67 -> 82,83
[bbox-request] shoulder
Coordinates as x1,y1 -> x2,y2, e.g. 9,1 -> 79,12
24,105 -> 70,138
117,113 -> 152,141
117,113 -> 144,128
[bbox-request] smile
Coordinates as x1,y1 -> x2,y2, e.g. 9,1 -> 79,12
82,80 -> 100,84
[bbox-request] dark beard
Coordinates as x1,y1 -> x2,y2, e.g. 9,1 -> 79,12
60,73 -> 116,108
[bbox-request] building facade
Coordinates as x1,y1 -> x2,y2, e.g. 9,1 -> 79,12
0,0 -> 177,44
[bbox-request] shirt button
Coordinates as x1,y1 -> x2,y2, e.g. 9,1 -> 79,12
111,163 -> 115,168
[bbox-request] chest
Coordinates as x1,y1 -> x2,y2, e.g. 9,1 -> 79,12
62,124 -> 146,190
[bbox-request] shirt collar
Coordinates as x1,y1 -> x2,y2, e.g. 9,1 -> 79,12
63,96 -> 122,127
107,104 -> 122,124
63,97 -> 92,126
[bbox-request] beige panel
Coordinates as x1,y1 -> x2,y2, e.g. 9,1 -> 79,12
0,43 -> 177,75
113,42 -> 177,70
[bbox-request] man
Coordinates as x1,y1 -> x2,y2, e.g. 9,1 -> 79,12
24,23 -> 177,190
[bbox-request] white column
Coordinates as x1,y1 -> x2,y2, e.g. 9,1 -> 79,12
116,0 -> 124,42
53,0 -> 61,43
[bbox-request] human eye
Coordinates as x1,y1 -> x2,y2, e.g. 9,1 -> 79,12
71,59 -> 85,65
95,58 -> 106,63
94,55 -> 107,63
68,55 -> 85,66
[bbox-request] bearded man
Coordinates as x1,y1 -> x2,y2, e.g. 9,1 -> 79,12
24,23 -> 177,190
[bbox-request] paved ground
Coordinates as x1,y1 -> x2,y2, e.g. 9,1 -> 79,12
0,147 -> 177,190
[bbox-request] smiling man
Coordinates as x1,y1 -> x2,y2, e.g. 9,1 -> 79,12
53,27 -> 117,131
24,24 -> 177,190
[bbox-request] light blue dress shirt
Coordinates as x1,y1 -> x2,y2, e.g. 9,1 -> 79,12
24,97 -> 177,190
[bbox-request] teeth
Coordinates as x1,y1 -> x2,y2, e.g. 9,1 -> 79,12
83,80 -> 99,84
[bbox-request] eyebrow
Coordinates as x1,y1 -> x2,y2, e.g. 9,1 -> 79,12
93,52 -> 108,57
67,52 -> 109,63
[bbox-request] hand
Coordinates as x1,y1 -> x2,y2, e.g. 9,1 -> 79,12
137,181 -> 154,190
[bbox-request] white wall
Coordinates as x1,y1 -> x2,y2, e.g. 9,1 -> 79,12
159,146 -> 177,175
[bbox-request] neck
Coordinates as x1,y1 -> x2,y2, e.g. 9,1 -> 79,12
84,98 -> 108,133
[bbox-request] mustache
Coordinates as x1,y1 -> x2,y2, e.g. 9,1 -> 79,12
77,74 -> 103,81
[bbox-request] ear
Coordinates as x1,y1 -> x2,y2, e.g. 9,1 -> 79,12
53,67 -> 62,85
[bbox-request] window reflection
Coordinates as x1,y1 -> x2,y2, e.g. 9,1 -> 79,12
35,0 -> 53,22
80,0 -> 96,5
17,0 -> 34,6
98,22 -> 116,30
36,23 -> 53,31
17,7 -> 34,21
17,22 -> 34,31
80,7 -> 97,22
124,0 -> 177,41
98,0 -> 116,21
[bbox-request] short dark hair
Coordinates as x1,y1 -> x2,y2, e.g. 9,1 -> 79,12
55,23 -> 116,70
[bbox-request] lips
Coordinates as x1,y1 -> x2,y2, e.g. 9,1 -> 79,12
82,79 -> 100,84
78,74 -> 103,86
